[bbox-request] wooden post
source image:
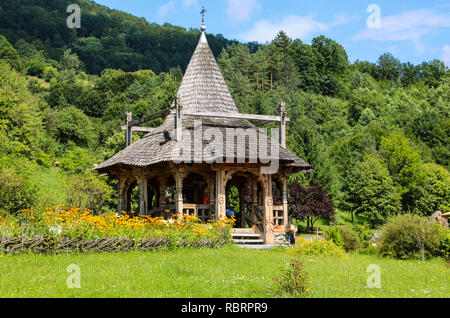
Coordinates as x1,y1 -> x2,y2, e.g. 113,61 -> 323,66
215,169 -> 226,219
175,169 -> 184,218
159,181 -> 167,214
263,174 -> 275,245
125,112 -> 132,147
282,176 -> 288,231
279,102 -> 286,148
117,178 -> 126,215
175,97 -> 183,142
138,174 -> 148,216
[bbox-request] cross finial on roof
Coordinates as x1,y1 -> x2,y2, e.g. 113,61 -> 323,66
200,6 -> 206,31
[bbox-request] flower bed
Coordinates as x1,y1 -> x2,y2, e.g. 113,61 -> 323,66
0,205 -> 233,254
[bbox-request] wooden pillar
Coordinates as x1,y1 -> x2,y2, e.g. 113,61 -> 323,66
215,169 -> 226,219
125,112 -> 132,147
279,102 -> 286,148
138,174 -> 148,215
159,181 -> 167,213
117,178 -> 127,215
282,176 -> 288,231
263,174 -> 275,245
175,169 -> 184,218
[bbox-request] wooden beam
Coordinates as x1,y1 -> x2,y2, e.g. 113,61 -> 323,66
128,108 -> 171,127
183,111 -> 290,123
121,126 -> 155,133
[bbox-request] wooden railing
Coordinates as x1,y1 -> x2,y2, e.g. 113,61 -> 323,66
183,204 -> 211,222
273,205 -> 285,230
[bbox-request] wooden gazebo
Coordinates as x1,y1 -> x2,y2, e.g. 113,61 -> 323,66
95,23 -> 312,245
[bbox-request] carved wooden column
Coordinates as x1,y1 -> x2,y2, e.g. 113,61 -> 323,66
282,176 -> 289,231
137,174 -> 148,216
117,177 -> 127,214
215,169 -> 226,219
263,174 -> 275,245
175,168 -> 185,218
159,179 -> 167,214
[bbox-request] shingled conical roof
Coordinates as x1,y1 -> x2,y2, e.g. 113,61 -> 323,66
177,31 -> 239,114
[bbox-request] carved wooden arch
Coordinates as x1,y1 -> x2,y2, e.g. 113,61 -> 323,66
224,169 -> 265,188
119,175 -> 138,195
224,169 -> 267,202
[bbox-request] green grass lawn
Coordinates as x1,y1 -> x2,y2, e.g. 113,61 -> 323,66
0,246 -> 448,298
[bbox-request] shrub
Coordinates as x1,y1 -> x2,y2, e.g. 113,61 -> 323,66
60,147 -> 97,174
290,238 -> 346,257
439,231 -> 450,261
338,226 -> 361,251
275,258 -> 311,296
351,224 -> 374,246
325,227 -> 344,247
0,168 -> 37,215
326,226 -> 361,251
379,214 -> 446,260
64,173 -> 114,214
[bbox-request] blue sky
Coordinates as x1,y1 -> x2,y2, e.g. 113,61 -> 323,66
94,0 -> 450,66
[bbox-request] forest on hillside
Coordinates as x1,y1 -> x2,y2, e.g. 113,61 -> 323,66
0,0 -> 449,229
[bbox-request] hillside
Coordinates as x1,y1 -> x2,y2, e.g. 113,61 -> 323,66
0,0 -> 237,74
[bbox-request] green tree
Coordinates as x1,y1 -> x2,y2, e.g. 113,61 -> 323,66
380,133 -> 422,196
53,106 -> 96,148
345,155 -> 401,228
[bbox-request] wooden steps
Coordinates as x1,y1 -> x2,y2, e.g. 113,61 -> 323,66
232,229 -> 267,249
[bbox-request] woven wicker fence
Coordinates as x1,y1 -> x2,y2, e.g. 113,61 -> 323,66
0,237 -> 228,255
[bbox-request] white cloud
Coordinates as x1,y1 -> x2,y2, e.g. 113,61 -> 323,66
237,14 -> 350,43
226,0 -> 261,23
442,45 -> 450,67
353,9 -> 450,45
157,1 -> 176,20
182,0 -> 198,8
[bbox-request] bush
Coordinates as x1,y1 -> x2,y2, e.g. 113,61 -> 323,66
275,258 -> 311,296
290,238 -> 346,257
351,224 -> 374,246
64,173 -> 114,214
439,231 -> 450,261
0,168 -> 37,215
60,147 -> 97,174
326,226 -> 361,252
379,214 -> 447,260
338,226 -> 361,251
325,227 -> 344,247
